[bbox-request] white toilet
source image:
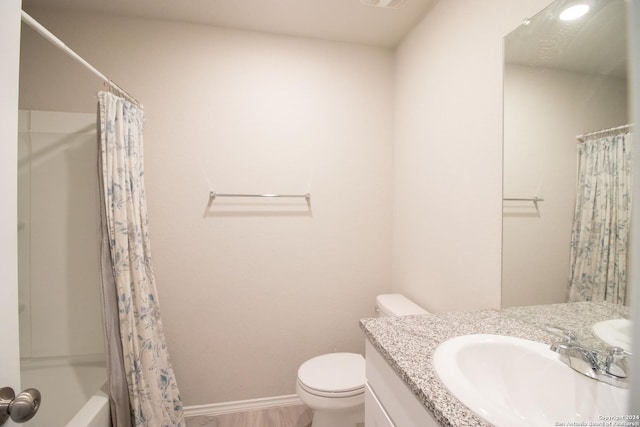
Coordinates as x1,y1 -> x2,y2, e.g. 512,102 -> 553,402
296,294 -> 428,427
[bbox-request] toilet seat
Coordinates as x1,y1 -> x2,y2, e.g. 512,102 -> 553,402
297,353 -> 365,398
297,379 -> 364,398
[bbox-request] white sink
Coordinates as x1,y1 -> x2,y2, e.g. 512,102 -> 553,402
433,334 -> 628,427
593,319 -> 632,351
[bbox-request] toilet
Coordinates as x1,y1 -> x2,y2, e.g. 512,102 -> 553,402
296,294 -> 428,427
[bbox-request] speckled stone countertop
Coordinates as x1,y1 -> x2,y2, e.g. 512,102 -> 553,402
359,302 -> 631,427
504,301 -> 630,352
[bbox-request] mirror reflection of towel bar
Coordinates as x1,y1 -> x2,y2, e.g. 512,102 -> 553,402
503,197 -> 544,202
503,196 -> 544,208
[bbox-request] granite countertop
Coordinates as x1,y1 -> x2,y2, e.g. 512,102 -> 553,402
503,301 -> 631,352
359,302 -> 631,427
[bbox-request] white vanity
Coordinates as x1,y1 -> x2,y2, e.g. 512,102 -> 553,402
365,341 -> 438,427
360,302 -> 631,427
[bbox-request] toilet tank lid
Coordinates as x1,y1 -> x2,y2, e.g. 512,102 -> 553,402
376,294 -> 428,316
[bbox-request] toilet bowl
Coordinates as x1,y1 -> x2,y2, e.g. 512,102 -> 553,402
296,294 -> 427,427
296,353 -> 365,427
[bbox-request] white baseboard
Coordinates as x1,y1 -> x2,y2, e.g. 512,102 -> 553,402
183,394 -> 304,418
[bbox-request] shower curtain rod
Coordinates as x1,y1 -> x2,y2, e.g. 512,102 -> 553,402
576,124 -> 632,142
20,10 -> 142,107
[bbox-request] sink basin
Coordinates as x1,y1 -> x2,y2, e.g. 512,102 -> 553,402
593,319 -> 632,351
433,334 -> 628,427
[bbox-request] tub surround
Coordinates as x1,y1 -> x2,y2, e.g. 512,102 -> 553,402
360,302 -> 631,427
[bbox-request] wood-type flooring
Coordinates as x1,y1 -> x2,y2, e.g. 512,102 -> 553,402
185,404 -> 313,427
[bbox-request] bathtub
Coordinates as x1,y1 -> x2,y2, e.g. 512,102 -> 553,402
21,354 -> 109,427
66,383 -> 110,427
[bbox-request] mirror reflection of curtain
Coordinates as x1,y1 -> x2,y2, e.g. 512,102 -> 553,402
567,130 -> 632,304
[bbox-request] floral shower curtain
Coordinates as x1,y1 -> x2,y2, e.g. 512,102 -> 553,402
98,91 -> 185,426
567,131 -> 632,304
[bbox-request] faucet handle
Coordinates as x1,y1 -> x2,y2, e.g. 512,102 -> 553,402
605,347 -> 632,378
545,325 -> 577,343
549,342 -> 601,378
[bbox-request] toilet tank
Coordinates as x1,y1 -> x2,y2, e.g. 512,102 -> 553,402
375,294 -> 428,317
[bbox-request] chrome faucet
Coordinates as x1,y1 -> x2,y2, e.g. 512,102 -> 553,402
604,346 -> 632,380
547,326 -> 632,388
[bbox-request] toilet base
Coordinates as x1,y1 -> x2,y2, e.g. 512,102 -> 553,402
296,381 -> 364,427
310,404 -> 364,427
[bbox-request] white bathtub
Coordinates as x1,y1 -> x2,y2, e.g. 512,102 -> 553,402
21,354 -> 109,427
66,382 -> 110,427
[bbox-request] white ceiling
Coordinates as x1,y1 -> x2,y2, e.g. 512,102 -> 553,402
22,0 -> 627,77
22,0 -> 437,48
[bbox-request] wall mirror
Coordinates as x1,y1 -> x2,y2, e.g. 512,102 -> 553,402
502,0 -> 629,308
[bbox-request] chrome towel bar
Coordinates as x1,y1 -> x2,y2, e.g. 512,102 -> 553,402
209,192 -> 311,201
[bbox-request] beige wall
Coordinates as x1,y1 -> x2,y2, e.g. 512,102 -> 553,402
20,9 -> 394,405
503,65 -> 628,307
391,0 -> 554,312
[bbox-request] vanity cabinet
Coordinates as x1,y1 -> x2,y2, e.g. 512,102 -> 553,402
364,383 -> 394,427
365,340 -> 439,427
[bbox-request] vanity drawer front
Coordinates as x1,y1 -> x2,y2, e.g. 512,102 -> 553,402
365,340 -> 438,427
365,383 -> 395,427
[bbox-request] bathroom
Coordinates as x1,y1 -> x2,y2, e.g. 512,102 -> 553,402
1,0 -> 639,426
